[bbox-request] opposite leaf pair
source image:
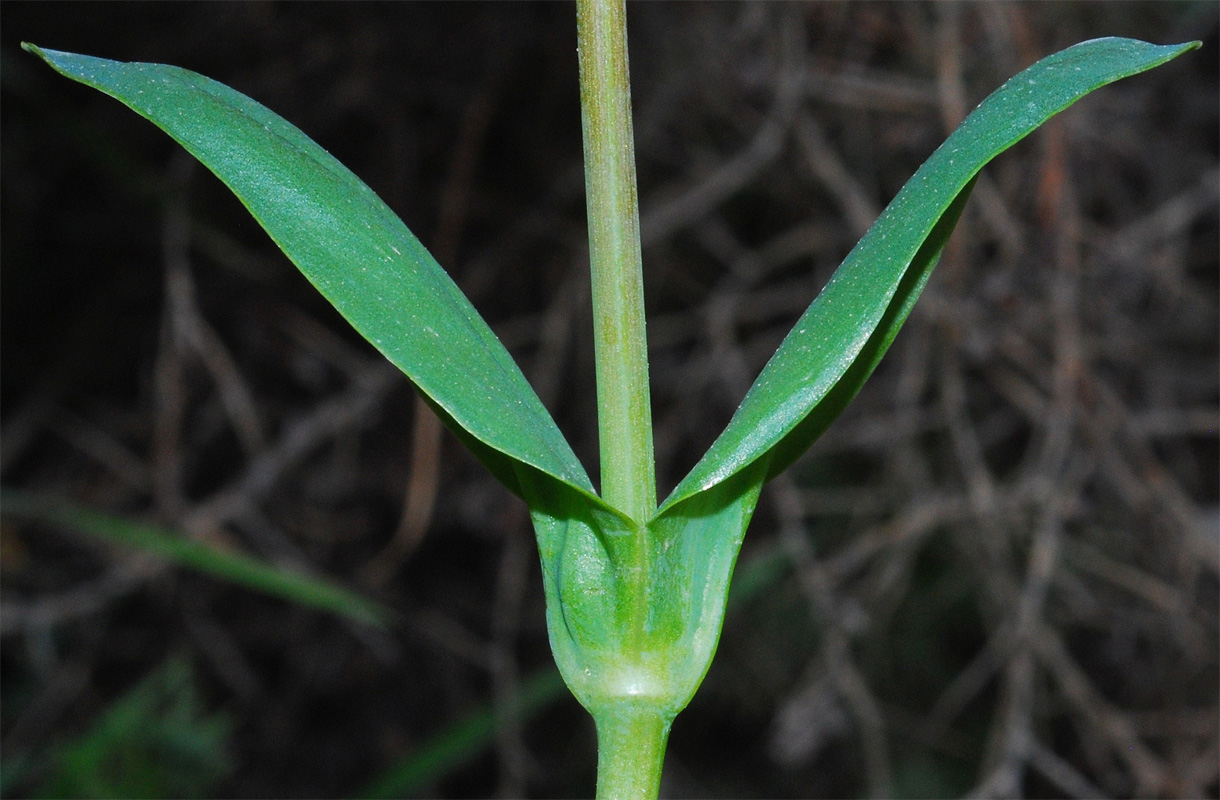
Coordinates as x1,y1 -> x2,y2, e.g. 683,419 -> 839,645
24,35 -> 1198,794
24,38 -> 1197,523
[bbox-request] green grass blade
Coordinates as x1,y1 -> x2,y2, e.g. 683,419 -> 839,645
355,669 -> 568,799
31,656 -> 232,800
1,489 -> 395,627
660,37 -> 1199,515
21,43 -> 605,511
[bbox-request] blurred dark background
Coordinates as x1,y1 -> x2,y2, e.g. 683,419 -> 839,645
2,3 -> 1217,798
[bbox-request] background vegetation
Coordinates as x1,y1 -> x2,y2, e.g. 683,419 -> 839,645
3,3 -> 1216,797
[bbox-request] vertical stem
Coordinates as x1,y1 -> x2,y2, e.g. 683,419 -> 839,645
595,704 -> 671,800
577,5 -> 666,797
577,0 -> 655,525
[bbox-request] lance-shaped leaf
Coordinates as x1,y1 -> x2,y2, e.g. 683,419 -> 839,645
23,44 -> 616,518
659,37 -> 1199,517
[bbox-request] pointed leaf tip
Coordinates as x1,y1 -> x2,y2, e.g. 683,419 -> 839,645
659,37 -> 1198,517
26,44 -> 623,517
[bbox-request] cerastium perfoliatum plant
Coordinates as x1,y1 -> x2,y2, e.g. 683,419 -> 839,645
25,2 -> 1197,796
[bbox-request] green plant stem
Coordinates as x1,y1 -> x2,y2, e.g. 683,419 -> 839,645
577,5 -> 668,795
594,704 -> 671,800
576,0 -> 655,526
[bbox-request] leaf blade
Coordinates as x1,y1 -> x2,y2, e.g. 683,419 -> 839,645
23,44 -> 604,509
660,37 -> 1198,514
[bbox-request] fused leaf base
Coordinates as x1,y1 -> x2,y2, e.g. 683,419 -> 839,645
518,463 -> 766,719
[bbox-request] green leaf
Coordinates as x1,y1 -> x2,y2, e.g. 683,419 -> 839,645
21,43 -> 612,515
1,489 -> 395,627
659,37 -> 1199,516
